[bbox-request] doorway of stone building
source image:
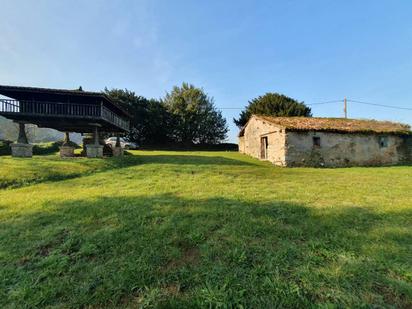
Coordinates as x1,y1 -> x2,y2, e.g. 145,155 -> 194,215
260,136 -> 268,159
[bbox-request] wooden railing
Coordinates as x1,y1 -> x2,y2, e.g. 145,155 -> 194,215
0,99 -> 20,112
0,99 -> 129,131
101,106 -> 130,132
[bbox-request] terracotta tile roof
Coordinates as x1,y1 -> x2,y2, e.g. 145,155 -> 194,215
239,115 -> 411,136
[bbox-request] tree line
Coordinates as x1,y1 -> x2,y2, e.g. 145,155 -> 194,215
0,83 -> 310,147
105,83 -> 228,146
105,83 -> 312,146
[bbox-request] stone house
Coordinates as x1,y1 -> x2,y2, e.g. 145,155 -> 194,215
238,115 -> 412,167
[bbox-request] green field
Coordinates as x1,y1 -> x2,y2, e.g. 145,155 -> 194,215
0,151 -> 411,308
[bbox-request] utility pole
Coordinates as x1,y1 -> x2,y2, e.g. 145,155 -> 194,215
344,97 -> 347,118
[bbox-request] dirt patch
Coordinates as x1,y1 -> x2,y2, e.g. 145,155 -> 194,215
373,282 -> 410,308
17,255 -> 31,266
38,243 -> 53,257
164,283 -> 181,296
164,246 -> 200,272
36,229 -> 70,257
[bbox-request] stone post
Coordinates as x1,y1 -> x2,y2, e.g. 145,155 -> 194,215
86,126 -> 103,158
59,132 -> 75,158
112,134 -> 124,157
11,122 -> 33,157
94,127 -> 99,146
17,123 -> 28,144
63,132 -> 70,146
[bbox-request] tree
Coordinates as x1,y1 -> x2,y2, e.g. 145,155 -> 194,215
162,83 -> 228,144
104,88 -> 170,144
234,93 -> 312,128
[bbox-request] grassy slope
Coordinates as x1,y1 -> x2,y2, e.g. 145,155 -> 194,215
0,151 -> 411,308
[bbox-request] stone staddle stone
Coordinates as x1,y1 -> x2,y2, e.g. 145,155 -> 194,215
86,144 -> 104,158
59,145 -> 75,158
11,143 -> 33,158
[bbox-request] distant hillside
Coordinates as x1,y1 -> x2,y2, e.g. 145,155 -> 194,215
0,116 -> 82,143
0,116 -> 18,140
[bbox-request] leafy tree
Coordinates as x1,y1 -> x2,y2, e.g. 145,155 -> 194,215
162,83 -> 228,144
144,98 -> 172,144
234,93 -> 312,128
105,84 -> 228,146
104,88 -> 170,144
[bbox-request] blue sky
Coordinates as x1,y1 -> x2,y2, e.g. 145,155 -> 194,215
1,0 -> 412,142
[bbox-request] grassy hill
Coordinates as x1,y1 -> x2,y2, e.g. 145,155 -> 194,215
0,151 -> 411,308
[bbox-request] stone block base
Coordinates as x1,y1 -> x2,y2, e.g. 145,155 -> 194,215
86,144 -> 104,158
11,143 -> 33,158
112,146 -> 124,157
59,146 -> 75,158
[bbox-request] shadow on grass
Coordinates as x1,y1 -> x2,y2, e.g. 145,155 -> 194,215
130,154 -> 255,166
0,154 -> 255,190
1,194 -> 411,308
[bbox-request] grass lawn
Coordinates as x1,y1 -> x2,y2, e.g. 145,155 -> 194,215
0,151 -> 411,308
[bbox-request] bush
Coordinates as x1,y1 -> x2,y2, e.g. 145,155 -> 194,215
0,140 -> 12,156
33,141 -> 80,155
139,143 -> 238,151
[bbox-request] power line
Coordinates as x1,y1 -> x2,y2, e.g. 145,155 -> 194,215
306,100 -> 343,106
216,98 -> 412,112
347,99 -> 412,111
217,99 -> 343,110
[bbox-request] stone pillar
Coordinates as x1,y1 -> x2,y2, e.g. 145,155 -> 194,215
59,132 -> 75,158
11,123 -> 33,157
112,135 -> 123,157
93,127 -> 99,146
115,135 -> 121,147
63,132 -> 70,146
17,123 -> 28,144
86,127 -> 103,158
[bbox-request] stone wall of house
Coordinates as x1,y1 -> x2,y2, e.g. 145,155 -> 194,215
398,135 -> 412,163
285,131 -> 410,167
239,117 -> 287,166
239,136 -> 245,153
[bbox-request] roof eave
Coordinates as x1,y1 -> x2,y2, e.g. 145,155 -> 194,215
284,128 -> 412,135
